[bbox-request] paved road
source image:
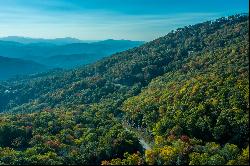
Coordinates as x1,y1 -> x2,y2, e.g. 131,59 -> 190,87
139,138 -> 151,150
125,126 -> 152,150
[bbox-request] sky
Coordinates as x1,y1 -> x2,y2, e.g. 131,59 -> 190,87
0,0 -> 249,41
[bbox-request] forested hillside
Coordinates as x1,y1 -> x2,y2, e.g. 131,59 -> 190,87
0,14 -> 248,165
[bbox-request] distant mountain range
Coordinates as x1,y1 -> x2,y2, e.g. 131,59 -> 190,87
0,36 -> 97,45
0,37 -> 145,79
0,56 -> 47,80
0,37 -> 144,79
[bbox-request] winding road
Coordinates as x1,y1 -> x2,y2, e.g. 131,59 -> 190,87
124,125 -> 152,150
139,138 -> 151,150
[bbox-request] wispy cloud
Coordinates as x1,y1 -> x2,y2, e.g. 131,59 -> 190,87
0,0 -> 247,40
0,10 -> 223,41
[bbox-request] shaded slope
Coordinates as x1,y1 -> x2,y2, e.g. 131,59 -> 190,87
0,56 -> 47,80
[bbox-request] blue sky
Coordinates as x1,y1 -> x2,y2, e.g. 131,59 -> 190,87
0,0 -> 248,41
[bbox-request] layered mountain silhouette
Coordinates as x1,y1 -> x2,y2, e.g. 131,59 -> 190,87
0,36 -> 90,45
0,38 -> 144,79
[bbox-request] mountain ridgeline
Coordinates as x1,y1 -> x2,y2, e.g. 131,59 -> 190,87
0,14 -> 249,165
0,39 -> 144,79
0,36 -> 85,45
0,39 -> 144,61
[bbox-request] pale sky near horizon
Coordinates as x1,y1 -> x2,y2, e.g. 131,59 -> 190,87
0,0 -> 248,41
